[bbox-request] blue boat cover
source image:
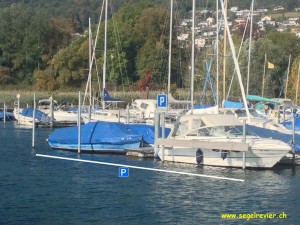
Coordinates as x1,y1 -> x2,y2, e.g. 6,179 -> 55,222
21,108 -> 50,120
127,124 -> 171,144
282,117 -> 300,132
0,111 -> 15,121
194,104 -> 211,109
223,100 -> 244,109
48,121 -> 142,145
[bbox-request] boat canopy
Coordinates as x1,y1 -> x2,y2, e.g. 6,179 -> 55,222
21,108 -> 51,120
222,100 -> 244,109
201,114 -> 241,127
246,94 -> 280,104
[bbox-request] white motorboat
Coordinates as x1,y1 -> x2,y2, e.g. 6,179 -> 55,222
157,114 -> 291,168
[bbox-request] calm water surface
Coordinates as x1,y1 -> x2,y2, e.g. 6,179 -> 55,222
0,122 -> 299,224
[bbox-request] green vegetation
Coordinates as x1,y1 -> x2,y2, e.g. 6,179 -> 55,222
0,0 -> 300,105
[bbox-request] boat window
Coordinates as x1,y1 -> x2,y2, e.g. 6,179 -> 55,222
235,110 -> 247,117
140,103 -> 149,109
186,127 -> 211,136
225,110 -> 234,115
250,109 -> 259,117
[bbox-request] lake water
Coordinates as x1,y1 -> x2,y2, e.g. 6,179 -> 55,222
0,122 -> 299,224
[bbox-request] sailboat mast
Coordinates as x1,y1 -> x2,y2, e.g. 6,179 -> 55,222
246,0 -> 254,95
262,53 -> 267,97
216,0 -> 219,107
89,18 -> 92,106
190,0 -> 195,114
102,0 -> 108,109
284,54 -> 291,99
220,0 -> 251,122
222,0 -> 227,103
167,0 -> 173,95
296,62 -> 300,104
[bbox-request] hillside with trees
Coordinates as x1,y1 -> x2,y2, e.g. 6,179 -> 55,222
0,0 -> 300,102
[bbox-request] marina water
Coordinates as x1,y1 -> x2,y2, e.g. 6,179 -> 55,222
1,122 -> 299,224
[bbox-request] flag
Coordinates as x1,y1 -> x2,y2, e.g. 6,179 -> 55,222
268,62 -> 274,69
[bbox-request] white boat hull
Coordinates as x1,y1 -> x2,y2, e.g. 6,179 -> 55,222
159,147 -> 290,168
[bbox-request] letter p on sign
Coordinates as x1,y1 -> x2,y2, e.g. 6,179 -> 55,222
119,167 -> 129,177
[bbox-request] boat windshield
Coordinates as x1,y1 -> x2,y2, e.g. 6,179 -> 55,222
185,125 -> 252,137
172,117 -> 203,137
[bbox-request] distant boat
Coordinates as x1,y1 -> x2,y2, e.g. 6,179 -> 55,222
47,121 -> 142,153
38,98 -> 79,125
14,107 -> 52,126
0,111 -> 15,121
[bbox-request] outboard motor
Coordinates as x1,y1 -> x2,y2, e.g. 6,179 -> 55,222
196,149 -> 203,165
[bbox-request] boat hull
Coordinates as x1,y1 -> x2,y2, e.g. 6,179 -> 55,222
48,141 -> 141,153
159,146 -> 290,168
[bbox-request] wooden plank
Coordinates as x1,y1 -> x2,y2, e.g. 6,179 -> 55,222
156,138 -> 249,152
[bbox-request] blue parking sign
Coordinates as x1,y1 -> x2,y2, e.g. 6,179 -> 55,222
157,94 -> 167,110
119,167 -> 129,177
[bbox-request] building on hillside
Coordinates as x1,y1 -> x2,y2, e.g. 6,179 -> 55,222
274,6 -> 284,11
177,33 -> 189,41
230,7 -> 238,12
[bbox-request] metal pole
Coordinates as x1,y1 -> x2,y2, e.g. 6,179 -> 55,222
3,103 -> 6,124
32,93 -> 36,149
161,113 -> 165,138
242,119 -> 246,169
50,96 -> 54,128
78,91 -> 81,154
154,112 -> 161,158
17,97 -> 20,125
292,106 -> 296,167
126,104 -> 130,123
118,109 -> 120,123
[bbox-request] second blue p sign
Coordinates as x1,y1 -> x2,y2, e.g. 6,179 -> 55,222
119,167 -> 129,177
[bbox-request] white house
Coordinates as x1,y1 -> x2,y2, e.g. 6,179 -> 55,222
177,33 -> 189,41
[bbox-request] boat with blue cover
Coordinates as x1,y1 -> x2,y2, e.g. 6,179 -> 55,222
14,107 -> 52,126
47,121 -> 142,153
0,111 -> 15,121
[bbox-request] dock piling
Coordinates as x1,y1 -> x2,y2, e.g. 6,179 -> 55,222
32,93 -> 36,148
78,91 -> 81,154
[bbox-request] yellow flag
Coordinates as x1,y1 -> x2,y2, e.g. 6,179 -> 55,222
268,62 -> 274,69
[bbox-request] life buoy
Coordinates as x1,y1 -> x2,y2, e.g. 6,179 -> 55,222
273,110 -> 279,118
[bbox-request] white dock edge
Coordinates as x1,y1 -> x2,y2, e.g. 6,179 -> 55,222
156,138 -> 249,151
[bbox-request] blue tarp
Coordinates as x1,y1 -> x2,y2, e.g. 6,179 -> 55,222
223,100 -> 244,109
127,124 -> 171,144
48,121 -> 142,145
21,108 -> 50,120
0,111 -> 15,121
194,104 -> 211,109
282,117 -> 300,131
